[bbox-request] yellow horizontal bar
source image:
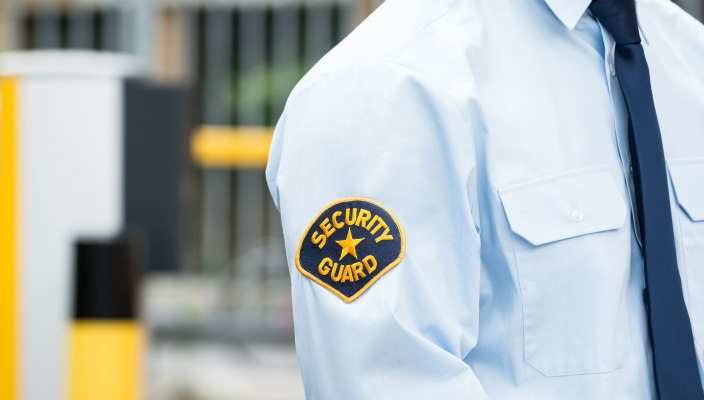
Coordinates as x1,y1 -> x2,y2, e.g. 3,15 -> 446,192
191,125 -> 274,169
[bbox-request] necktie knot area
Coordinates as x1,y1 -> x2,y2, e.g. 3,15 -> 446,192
589,0 -> 641,45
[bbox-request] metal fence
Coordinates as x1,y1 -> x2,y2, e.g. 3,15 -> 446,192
0,0 -> 702,339
0,0 -> 383,341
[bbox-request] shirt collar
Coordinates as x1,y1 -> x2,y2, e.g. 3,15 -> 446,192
544,0 -> 650,44
544,0 -> 592,30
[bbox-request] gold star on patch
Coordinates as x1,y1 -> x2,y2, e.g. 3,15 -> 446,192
336,228 -> 365,261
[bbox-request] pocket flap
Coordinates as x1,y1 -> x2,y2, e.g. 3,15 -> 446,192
668,158 -> 704,222
499,167 -> 628,246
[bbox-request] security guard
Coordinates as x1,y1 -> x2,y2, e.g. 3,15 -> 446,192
266,0 -> 704,398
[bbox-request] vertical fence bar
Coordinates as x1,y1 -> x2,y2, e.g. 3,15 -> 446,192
201,6 -> 234,273
236,4 -> 267,125
34,4 -> 62,49
118,3 -> 135,54
266,0 -> 301,304
100,7 -> 121,52
67,6 -> 94,49
132,0 -> 155,71
271,2 -> 300,119
336,0 -> 355,42
303,0 -> 334,70
0,0 -> 17,51
233,3 -> 268,311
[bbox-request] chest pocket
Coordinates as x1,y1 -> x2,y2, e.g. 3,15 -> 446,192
499,166 -> 632,377
668,158 -> 704,357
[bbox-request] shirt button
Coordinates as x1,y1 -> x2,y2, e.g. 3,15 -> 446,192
572,208 -> 584,222
609,64 -> 616,77
629,165 -> 634,179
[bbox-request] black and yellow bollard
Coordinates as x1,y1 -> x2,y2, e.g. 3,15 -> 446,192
69,236 -> 144,400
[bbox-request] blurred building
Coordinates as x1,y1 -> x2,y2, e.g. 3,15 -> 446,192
0,0 -> 701,274
0,0 -> 702,399
0,0 -> 383,332
0,1 -> 379,399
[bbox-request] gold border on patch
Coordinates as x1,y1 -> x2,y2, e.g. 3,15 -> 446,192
295,197 -> 406,303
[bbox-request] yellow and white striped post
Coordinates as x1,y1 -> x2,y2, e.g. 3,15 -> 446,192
0,52 -> 139,400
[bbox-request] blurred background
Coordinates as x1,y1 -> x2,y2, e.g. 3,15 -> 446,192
0,1 -> 701,399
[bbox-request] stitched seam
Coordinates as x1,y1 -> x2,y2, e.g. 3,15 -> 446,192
668,165 -> 698,346
675,202 -> 697,346
500,188 -> 532,374
498,166 -> 628,244
397,0 -> 462,54
285,61 -> 475,137
499,190 -> 632,376
517,223 -> 629,246
284,0 -> 461,107
497,165 -> 609,195
382,60 -> 480,135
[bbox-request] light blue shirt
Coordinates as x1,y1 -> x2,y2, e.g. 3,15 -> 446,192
266,0 -> 704,398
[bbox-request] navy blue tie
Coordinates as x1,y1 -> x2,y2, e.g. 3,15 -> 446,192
589,0 -> 704,398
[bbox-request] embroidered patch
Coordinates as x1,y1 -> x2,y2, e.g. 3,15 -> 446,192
295,197 -> 406,303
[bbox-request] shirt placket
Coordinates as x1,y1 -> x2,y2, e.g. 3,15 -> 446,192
597,21 -> 643,248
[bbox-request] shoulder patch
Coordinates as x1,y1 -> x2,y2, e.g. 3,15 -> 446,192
295,197 -> 406,303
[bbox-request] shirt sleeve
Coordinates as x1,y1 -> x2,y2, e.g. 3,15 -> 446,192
266,61 -> 488,399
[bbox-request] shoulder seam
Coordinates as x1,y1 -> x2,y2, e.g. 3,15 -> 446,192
285,58 -> 477,136
288,0 -> 463,101
403,0 -> 462,52
383,60 -> 479,134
